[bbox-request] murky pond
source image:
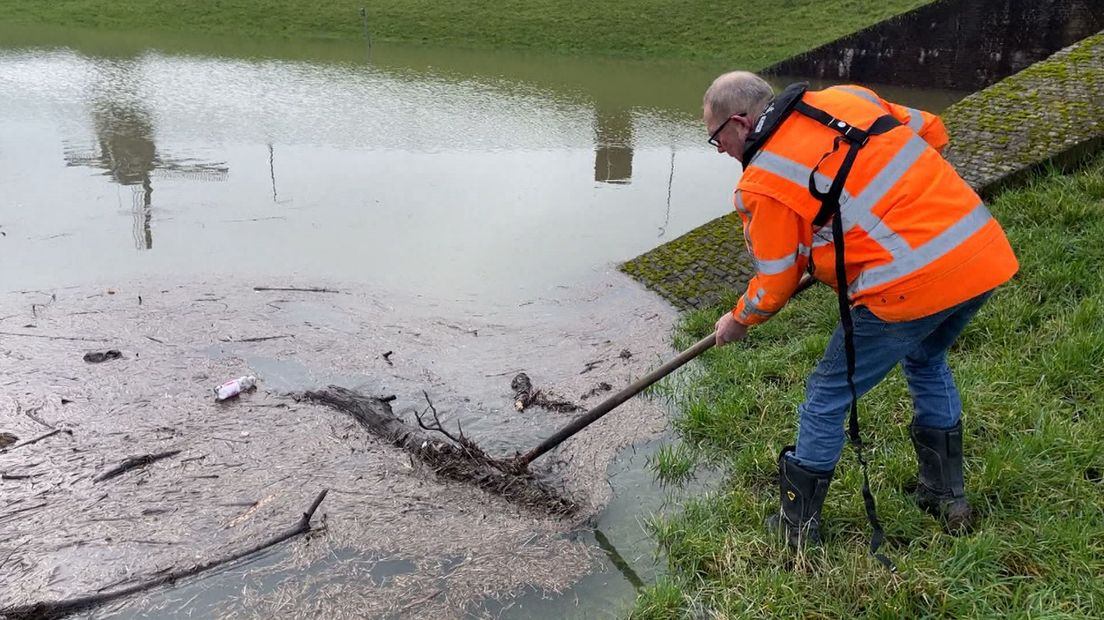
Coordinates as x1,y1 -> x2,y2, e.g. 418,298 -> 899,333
0,24 -> 967,618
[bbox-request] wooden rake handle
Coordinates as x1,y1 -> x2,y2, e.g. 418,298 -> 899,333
511,332 -> 715,469
510,274 -> 817,470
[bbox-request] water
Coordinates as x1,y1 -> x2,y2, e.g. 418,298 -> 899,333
0,33 -> 727,302
0,24 -> 967,618
0,23 -> 964,304
0,281 -> 683,619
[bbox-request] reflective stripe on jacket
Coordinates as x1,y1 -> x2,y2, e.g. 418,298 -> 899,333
732,84 -> 1018,325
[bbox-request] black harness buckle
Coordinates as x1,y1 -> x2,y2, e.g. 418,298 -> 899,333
830,118 -> 869,145
842,124 -> 869,145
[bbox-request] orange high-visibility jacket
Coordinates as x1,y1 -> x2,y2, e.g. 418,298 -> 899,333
731,84 -> 1018,325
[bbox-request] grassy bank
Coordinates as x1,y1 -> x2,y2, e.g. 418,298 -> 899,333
635,156 -> 1104,617
0,0 -> 931,66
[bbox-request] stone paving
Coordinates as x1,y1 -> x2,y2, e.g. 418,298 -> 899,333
942,32 -> 1104,195
622,32 -> 1104,310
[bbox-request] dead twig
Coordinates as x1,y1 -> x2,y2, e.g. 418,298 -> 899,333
1,429 -> 72,453
224,335 -> 293,343
94,450 -> 182,483
436,321 -> 478,336
212,436 -> 250,445
0,490 -> 328,620
94,575 -> 138,593
0,331 -> 106,342
303,387 -> 576,515
253,286 -> 340,294
484,369 -> 525,378
415,392 -> 502,464
173,593 -> 201,615
22,404 -> 53,429
225,493 -> 277,528
0,502 -> 48,525
0,541 -> 29,572
581,382 -> 613,400
225,216 -> 286,223
579,359 -> 605,374
397,588 -> 444,614
414,391 -> 465,446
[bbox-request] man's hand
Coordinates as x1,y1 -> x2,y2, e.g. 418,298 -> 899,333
714,312 -> 749,347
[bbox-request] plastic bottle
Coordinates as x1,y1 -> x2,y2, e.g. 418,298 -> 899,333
214,376 -> 257,401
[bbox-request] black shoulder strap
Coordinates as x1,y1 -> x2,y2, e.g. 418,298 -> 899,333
793,100 -> 902,226
741,82 -> 808,163
793,98 -> 901,573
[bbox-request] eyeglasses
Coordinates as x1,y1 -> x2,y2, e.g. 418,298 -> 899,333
707,113 -> 746,148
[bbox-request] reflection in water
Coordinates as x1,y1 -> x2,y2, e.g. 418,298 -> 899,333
358,7 -> 373,57
593,529 -> 645,591
64,97 -> 157,249
593,105 -> 633,185
0,36 -> 964,298
62,60 -> 229,250
268,142 -> 278,203
658,148 -> 675,238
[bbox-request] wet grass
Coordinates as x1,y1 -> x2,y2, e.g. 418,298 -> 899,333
0,0 -> 932,66
651,443 -> 699,487
633,156 -> 1104,618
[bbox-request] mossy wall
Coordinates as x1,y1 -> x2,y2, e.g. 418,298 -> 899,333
942,32 -> 1104,195
764,0 -> 1103,91
620,212 -> 750,311
623,31 -> 1104,310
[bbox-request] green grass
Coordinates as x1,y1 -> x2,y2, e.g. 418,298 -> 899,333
652,442 -> 700,487
0,0 -> 932,66
633,156 -> 1104,618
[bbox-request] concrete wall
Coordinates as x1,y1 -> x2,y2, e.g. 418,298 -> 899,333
764,0 -> 1104,90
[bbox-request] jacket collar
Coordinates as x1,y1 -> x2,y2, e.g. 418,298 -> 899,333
741,82 -> 809,163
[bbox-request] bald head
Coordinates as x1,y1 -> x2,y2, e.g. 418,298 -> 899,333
703,71 -> 774,123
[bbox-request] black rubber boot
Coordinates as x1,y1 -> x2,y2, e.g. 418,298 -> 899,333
766,447 -> 833,548
910,421 -> 973,533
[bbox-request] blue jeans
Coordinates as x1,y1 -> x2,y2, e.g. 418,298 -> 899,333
790,291 -> 993,473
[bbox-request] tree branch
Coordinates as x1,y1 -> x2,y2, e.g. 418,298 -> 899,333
0,490 -> 328,620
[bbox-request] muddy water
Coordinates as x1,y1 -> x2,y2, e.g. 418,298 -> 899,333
0,26 -> 967,617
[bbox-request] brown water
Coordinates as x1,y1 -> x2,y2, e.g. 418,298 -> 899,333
0,25 -> 967,618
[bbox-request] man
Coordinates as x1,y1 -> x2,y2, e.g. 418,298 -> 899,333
703,71 -> 1018,547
